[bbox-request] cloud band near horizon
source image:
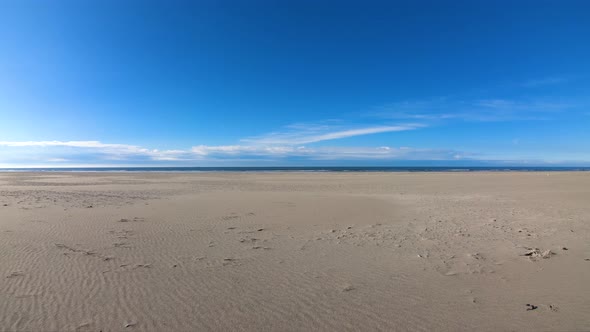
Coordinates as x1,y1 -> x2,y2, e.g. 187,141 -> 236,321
0,123 -> 460,164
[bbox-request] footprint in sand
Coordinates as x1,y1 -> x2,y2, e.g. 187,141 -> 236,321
222,212 -> 255,221
221,258 -> 241,266
118,217 -> 145,223
252,246 -> 271,250
341,284 -> 355,292
6,271 -> 24,278
124,321 -> 137,328
110,229 -> 135,239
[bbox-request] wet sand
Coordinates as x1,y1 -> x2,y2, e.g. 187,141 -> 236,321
1,171 -> 589,331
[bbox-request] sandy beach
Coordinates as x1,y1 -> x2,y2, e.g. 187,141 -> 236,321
0,171 -> 589,331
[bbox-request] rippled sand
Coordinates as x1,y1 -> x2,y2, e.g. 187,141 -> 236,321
1,172 -> 589,331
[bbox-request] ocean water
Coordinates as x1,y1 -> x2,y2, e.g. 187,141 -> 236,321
1,167 -> 589,172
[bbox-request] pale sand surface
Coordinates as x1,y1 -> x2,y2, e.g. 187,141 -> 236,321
0,172 -> 589,331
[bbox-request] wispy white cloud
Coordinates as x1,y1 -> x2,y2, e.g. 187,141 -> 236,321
190,122 -> 428,158
192,145 -> 295,156
2,136 -> 587,166
0,141 -> 126,148
374,98 -> 577,122
521,77 -> 568,88
191,144 -> 466,160
241,123 -> 424,145
0,140 -> 191,161
475,99 -> 571,111
0,138 -> 467,165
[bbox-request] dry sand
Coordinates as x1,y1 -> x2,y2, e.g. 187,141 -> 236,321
0,171 -> 589,331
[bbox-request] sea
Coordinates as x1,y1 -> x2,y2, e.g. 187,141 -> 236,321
0,167 -> 589,172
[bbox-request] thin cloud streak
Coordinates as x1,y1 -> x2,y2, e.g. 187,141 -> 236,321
0,122 -> 429,163
0,141 -> 128,148
0,140 -> 467,163
0,140 -> 190,161
521,77 -> 568,88
374,98 -> 577,122
241,124 -> 425,145
190,144 -> 465,160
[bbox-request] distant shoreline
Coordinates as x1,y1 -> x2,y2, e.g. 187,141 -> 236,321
1,166 -> 589,173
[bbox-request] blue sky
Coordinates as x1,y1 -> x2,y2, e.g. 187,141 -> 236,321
1,0 -> 589,167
